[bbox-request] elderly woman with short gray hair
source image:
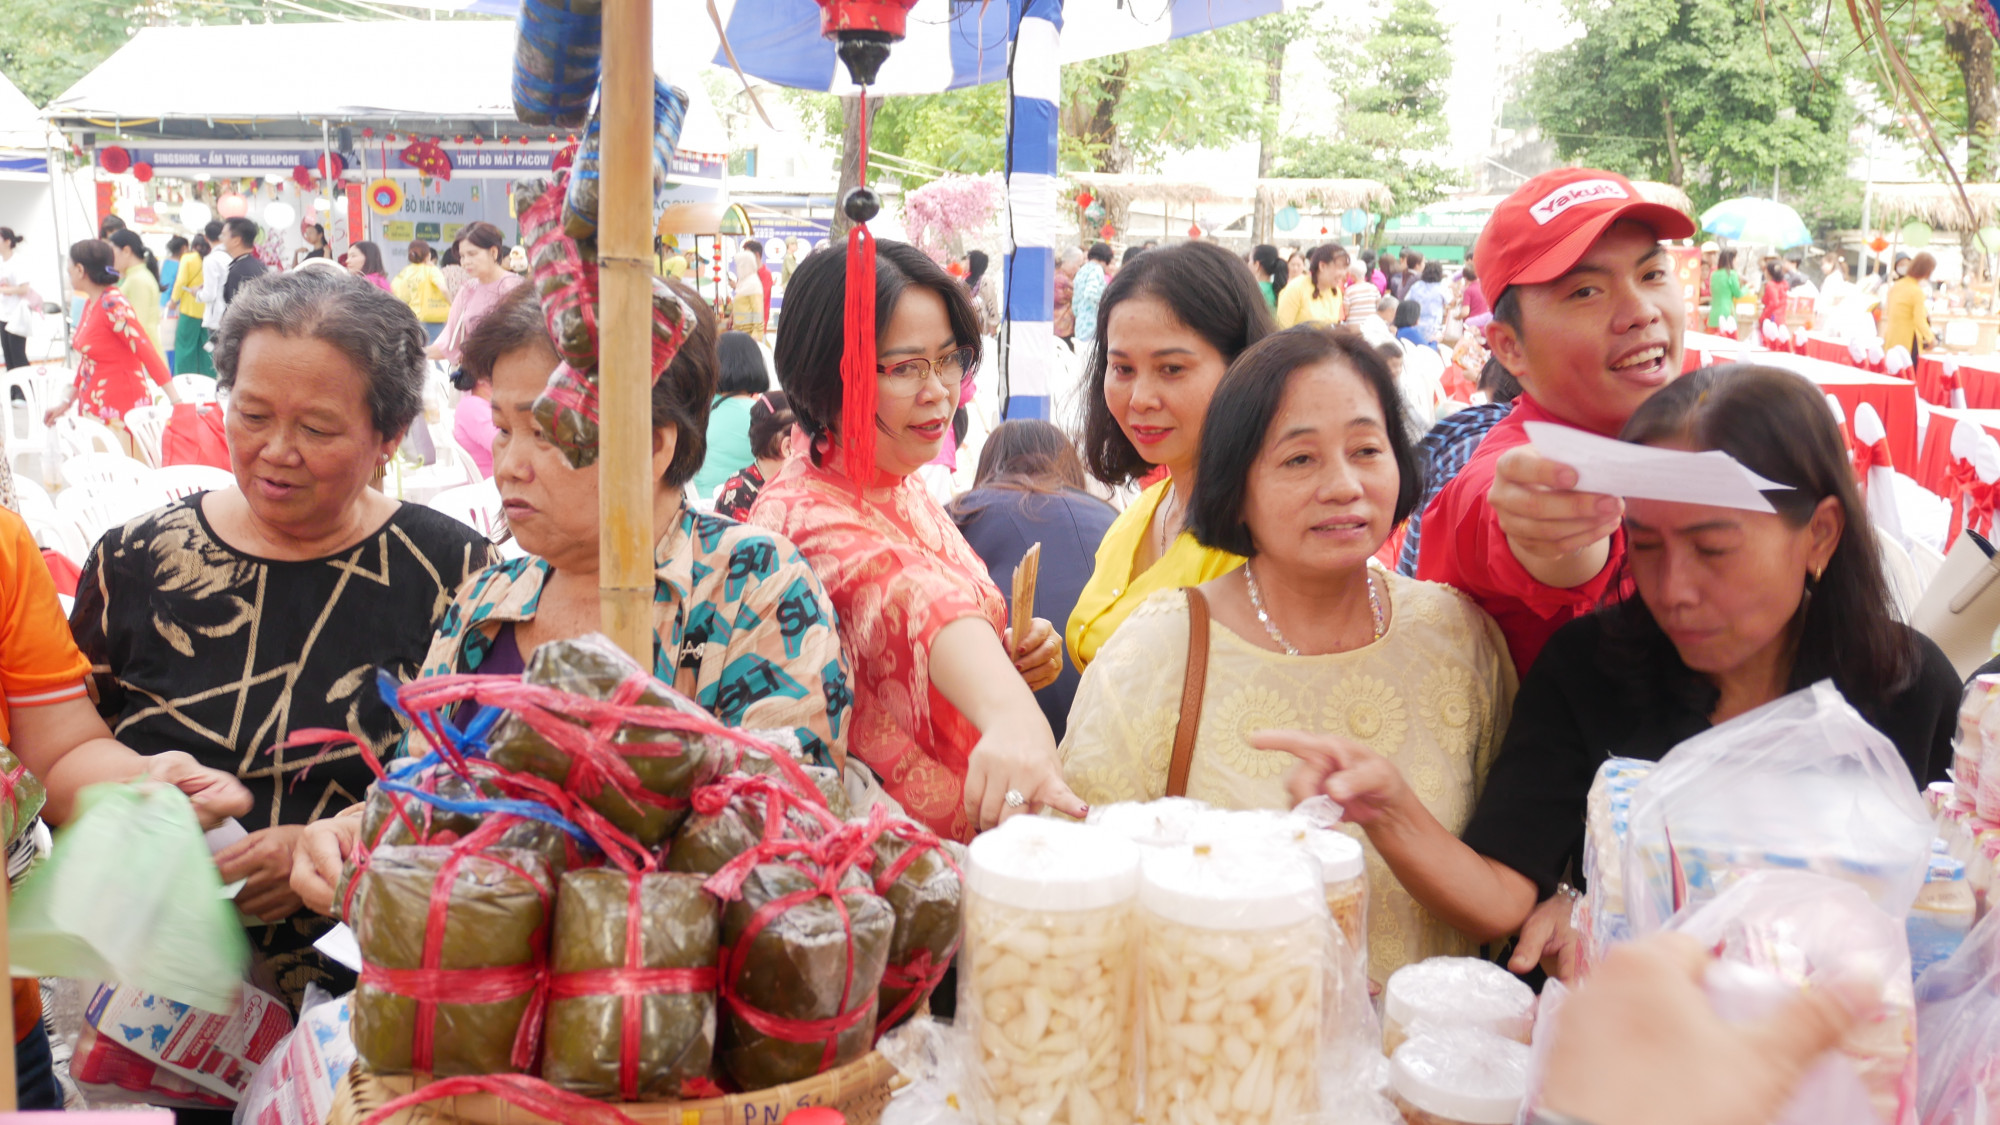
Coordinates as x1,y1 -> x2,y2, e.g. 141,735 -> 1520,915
68,270 -> 493,1007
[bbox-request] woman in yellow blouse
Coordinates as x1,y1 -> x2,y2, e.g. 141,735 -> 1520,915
392,240 -> 453,344
167,233 -> 213,376
1061,327 -> 1515,984
1069,241 -> 1274,670
729,247 -> 767,342
1883,251 -> 1936,360
1274,242 -> 1348,328
106,230 -> 162,354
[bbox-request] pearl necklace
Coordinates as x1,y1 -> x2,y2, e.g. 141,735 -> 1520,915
1244,561 -> 1385,656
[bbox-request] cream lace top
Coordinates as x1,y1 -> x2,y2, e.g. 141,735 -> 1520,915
1059,570 -> 1518,984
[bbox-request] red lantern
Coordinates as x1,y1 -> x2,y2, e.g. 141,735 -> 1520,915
567,133 -> 578,144
1076,191 -> 1094,210
399,139 -> 453,182
814,0 -> 923,85
1869,235 -> 1891,254
362,127 -> 374,139
547,133 -> 558,143
1187,224 -> 1201,239
453,135 -> 464,144
316,153 -> 345,179
131,163 -> 154,184
474,136 -> 485,146
293,165 -> 316,190
99,145 -> 131,174
1320,226 -> 1329,235
1100,222 -> 1115,239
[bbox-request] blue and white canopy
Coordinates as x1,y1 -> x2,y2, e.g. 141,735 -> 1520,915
360,0 -> 1305,95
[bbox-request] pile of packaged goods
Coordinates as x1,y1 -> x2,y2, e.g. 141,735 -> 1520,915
334,634 -> 960,1107
951,802 -> 1382,1125
1563,684 -> 1936,1125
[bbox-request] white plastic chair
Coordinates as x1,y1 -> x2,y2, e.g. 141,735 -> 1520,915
122,404 -> 172,468
3,369 -> 60,477
396,434 -> 481,504
170,375 -> 217,403
23,511 -> 88,564
52,416 -> 126,459
12,477 -> 55,521
151,464 -> 235,502
58,452 -> 152,493
54,485 -> 154,540
424,478 -> 507,542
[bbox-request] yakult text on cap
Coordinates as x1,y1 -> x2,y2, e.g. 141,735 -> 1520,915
1528,179 -> 1631,226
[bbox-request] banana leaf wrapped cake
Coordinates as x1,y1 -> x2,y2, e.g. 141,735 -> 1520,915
487,636 -> 716,848
351,842 -> 552,1077
666,772 -> 840,879
859,814 -> 964,1031
544,869 -> 718,1100
710,850 -> 894,1090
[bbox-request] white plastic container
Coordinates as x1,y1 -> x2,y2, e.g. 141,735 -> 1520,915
1381,957 -> 1535,1056
962,817 -> 1141,1125
1088,798 -> 1210,849
1138,841 -> 1326,1125
1389,1026 -> 1530,1125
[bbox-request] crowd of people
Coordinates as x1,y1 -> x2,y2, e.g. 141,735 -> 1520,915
0,164 -> 1969,1119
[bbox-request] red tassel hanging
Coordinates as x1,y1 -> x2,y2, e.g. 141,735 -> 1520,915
838,87 -> 881,483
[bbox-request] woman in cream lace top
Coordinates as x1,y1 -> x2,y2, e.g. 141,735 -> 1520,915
1060,326 -> 1515,985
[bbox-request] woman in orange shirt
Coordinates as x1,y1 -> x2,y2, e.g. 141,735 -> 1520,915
0,504 -> 249,1107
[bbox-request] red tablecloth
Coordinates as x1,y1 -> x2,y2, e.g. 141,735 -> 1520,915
1680,333 -> 1920,470
1916,408 -> 2000,495
1916,353 -> 2000,409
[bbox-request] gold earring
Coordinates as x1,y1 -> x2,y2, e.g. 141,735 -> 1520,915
1812,564 -> 1825,582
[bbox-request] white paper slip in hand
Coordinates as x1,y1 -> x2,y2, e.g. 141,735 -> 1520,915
315,922 -> 363,972
1524,421 -> 1792,514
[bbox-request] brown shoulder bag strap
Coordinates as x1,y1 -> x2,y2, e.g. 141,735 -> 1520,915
1166,587 -> 1211,798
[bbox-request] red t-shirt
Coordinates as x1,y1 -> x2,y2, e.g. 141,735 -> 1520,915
1414,394 -> 1628,677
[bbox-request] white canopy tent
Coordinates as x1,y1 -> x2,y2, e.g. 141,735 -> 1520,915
0,70 -> 93,356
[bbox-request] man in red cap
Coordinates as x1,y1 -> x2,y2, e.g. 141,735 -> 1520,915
1416,168 -> 1698,676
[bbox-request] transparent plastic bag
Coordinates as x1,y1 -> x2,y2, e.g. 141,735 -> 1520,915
1914,905 -> 2000,1124
11,782 -> 249,1014
1624,681 -> 1934,936
1668,870 -> 1914,1125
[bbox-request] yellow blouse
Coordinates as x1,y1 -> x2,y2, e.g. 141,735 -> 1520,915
1059,573 -> 1518,985
169,251 -> 204,318
1065,477 -> 1243,671
1275,274 -> 1343,329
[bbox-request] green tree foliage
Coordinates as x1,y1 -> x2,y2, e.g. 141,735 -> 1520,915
1522,0 -> 1854,214
1269,0 -> 1454,212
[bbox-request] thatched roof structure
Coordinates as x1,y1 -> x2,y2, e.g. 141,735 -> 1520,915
1254,178 -> 1396,212
1068,173 -> 1241,207
1631,181 -> 1695,215
1868,183 -> 2000,231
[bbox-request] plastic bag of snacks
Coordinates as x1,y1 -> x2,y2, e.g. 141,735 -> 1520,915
1916,906 -> 2000,1123
542,868 -> 718,1100
853,807 -> 964,1033
1389,1026 -> 1530,1125
349,837 -> 554,1077
1623,681 -> 1934,935
509,0 -> 600,126
487,635 -> 718,847
1670,870 -> 1914,1125
960,816 -> 1141,1125
1087,798 -> 1210,849
563,79 -> 688,243
1139,839 -> 1327,1124
1580,758 -> 1653,965
1380,957 -> 1535,1057
72,1023 -> 237,1110
705,836 -> 895,1091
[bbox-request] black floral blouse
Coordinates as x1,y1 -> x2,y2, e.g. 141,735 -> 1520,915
69,495 -> 492,1005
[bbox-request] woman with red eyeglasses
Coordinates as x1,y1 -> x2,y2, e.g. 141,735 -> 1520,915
748,241 -> 1085,842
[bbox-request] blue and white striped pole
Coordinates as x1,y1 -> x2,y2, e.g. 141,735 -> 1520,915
1001,0 -> 1061,422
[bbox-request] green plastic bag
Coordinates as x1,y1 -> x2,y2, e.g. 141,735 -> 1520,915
10,782 -> 249,1013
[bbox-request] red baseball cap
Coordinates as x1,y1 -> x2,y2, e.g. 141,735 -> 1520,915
1474,168 -> 1697,298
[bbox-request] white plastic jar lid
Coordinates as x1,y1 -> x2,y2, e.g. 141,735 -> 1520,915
1299,828 -> 1365,883
1390,1026 -> 1530,1125
1087,797 -> 1210,848
1383,957 -> 1535,1037
1138,840 -> 1323,931
965,816 -> 1140,912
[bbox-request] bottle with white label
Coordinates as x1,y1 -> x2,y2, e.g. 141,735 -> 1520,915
1907,855 -> 1976,980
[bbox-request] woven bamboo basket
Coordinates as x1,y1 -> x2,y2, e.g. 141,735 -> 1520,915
328,1052 -> 903,1125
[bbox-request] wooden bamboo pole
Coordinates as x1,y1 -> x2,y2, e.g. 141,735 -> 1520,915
597,0 -> 655,664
